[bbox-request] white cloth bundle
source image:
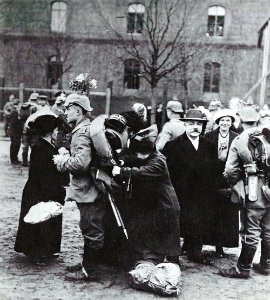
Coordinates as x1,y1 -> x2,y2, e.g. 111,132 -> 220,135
148,262 -> 181,296
24,201 -> 63,224
128,262 -> 181,296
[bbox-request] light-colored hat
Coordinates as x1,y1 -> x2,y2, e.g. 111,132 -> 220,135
214,109 -> 236,124
55,92 -> 66,104
238,106 -> 260,122
166,100 -> 183,113
39,95 -> 48,100
208,99 -> 222,111
132,103 -> 147,121
29,92 -> 39,101
65,93 -> 93,112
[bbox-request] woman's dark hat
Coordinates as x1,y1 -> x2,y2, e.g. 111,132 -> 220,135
129,124 -> 158,152
26,108 -> 59,134
180,109 -> 208,123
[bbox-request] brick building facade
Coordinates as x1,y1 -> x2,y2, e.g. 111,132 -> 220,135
0,0 -> 269,114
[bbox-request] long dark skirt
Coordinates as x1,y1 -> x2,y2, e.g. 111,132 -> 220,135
14,182 -> 62,258
204,194 -> 239,248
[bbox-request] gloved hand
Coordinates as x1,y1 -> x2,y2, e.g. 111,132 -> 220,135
58,147 -> 70,156
112,166 -> 121,176
53,154 -> 69,171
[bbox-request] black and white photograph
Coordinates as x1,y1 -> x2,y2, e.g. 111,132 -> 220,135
0,1 -> 270,299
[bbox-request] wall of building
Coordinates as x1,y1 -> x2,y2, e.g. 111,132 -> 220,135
0,0 -> 269,113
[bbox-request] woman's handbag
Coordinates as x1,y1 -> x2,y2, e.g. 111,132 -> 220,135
24,201 -> 63,224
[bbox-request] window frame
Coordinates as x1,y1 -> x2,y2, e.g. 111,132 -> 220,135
123,58 -> 140,90
203,62 -> 221,93
47,55 -> 63,87
127,3 -> 145,34
50,1 -> 67,33
207,5 -> 225,37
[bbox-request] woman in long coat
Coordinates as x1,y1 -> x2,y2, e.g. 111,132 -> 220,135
205,109 -> 239,256
115,125 -> 180,269
14,112 -> 66,265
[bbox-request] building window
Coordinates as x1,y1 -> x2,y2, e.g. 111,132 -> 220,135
203,62 -> 220,93
124,59 -> 140,89
207,6 -> 225,37
51,1 -> 67,33
127,4 -> 145,34
47,55 -> 63,86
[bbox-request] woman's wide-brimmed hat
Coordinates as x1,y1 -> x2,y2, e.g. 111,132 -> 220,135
214,108 -> 236,124
26,107 -> 59,134
180,109 -> 208,123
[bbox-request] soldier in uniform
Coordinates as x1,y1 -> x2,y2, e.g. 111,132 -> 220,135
219,106 -> 270,278
51,92 -> 72,150
3,94 -> 15,137
37,95 -> 49,108
21,93 -> 42,166
156,99 -> 185,151
9,98 -> 23,164
53,93 -> 103,281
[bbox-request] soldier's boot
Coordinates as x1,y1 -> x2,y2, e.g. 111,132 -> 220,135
219,244 -> 256,279
65,245 -> 102,281
253,242 -> 270,275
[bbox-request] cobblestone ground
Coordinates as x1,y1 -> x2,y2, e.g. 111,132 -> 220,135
0,123 -> 269,300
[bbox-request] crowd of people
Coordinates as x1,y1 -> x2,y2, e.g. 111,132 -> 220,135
3,83 -> 270,295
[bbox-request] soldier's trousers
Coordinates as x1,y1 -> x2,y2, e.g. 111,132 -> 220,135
240,207 -> 270,247
76,198 -> 106,272
10,135 -> 21,163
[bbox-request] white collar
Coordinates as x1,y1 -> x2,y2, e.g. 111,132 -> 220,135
187,135 -> 199,150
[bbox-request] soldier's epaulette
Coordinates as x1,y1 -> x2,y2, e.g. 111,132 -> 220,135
78,125 -> 90,136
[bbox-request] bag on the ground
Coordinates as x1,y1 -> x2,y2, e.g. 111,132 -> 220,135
128,261 -> 181,296
148,262 -> 181,296
128,261 -> 155,290
24,201 -> 63,224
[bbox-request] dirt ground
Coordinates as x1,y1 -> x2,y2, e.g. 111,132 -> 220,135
0,123 -> 269,300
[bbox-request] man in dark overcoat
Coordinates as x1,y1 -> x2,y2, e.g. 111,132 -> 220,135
163,109 -> 217,264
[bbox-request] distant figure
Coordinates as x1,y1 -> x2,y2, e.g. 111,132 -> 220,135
156,100 -> 185,151
21,93 -> 42,166
51,92 -> 72,150
3,94 -> 15,137
121,103 -> 148,137
228,97 -> 244,134
205,99 -> 222,132
37,95 -> 49,108
9,98 -> 23,165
